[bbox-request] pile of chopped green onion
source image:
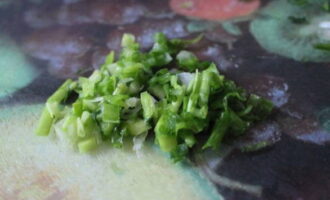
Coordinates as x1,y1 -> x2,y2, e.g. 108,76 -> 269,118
35,33 -> 273,161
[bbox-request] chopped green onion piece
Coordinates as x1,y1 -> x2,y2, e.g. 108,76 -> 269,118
141,91 -> 156,120
155,113 -> 178,152
82,99 -> 98,112
62,115 -> 78,134
77,111 -> 99,138
101,51 -> 115,71
78,137 -> 97,153
148,85 -> 165,99
45,102 -> 62,118
157,134 -> 178,152
35,107 -> 54,136
100,122 -> 116,136
102,103 -> 121,123
203,111 -> 230,150
104,95 -> 128,106
113,83 -> 128,95
128,81 -> 141,95
72,100 -> 83,116
176,50 -> 203,72
126,119 -> 150,136
79,77 -> 95,97
125,97 -> 140,108
121,33 -> 136,48
47,79 -> 73,103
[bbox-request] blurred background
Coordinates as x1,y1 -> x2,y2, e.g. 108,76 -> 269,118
1,0 -> 330,199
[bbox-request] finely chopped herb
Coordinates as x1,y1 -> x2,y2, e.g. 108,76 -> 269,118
35,33 -> 273,162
